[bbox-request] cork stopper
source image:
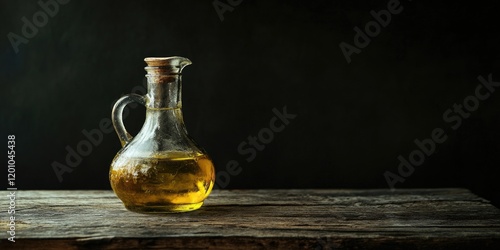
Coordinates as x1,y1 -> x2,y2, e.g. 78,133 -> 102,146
144,56 -> 192,75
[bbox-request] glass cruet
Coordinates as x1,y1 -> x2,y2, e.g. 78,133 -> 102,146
109,56 -> 215,213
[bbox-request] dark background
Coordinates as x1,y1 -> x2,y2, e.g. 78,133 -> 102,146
1,0 -> 499,207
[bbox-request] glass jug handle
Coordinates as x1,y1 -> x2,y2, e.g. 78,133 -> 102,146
111,94 -> 146,147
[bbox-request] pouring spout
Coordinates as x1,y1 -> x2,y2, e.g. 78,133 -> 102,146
144,56 -> 192,75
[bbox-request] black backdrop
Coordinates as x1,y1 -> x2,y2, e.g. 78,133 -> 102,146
1,0 -> 499,207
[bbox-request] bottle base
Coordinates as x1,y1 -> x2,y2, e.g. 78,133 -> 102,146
124,202 -> 204,213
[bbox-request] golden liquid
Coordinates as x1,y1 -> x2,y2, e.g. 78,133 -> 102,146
110,152 -> 215,213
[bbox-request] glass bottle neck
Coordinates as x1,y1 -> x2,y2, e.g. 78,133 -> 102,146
141,56 -> 192,141
142,74 -> 187,138
142,108 -> 187,138
145,75 -> 182,109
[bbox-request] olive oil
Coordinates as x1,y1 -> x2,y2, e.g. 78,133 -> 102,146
110,152 -> 215,213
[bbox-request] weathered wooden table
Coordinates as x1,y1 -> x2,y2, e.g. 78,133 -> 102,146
1,189 -> 500,249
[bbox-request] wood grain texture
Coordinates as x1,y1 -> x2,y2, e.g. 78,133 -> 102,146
1,189 -> 500,249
